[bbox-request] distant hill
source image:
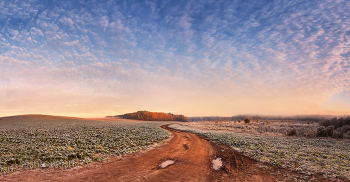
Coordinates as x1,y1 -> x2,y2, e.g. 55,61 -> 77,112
116,111 -> 188,122
0,114 -> 72,123
0,114 -> 102,129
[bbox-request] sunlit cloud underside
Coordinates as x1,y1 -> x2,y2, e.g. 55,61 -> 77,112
0,0 -> 350,117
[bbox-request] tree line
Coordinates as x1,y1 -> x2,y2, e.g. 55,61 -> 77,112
117,111 -> 188,122
188,115 -> 340,122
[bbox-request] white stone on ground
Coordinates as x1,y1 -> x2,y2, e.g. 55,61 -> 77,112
212,158 -> 222,170
159,160 -> 175,168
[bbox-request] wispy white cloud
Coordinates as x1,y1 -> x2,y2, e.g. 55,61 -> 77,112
59,16 -> 74,27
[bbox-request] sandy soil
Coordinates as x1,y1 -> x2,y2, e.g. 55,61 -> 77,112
0,124 -> 343,182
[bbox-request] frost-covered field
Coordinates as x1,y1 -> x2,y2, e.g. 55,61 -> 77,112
0,115 -> 171,174
182,121 -> 319,137
169,123 -> 350,180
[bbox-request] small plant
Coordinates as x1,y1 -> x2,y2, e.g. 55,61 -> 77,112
238,119 -> 241,123
244,118 -> 250,124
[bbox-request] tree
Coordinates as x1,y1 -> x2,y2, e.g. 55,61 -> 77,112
119,111 -> 188,122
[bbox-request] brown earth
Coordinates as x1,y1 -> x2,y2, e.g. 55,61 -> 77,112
0,124 -> 344,182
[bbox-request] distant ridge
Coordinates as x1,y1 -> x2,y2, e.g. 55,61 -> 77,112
0,114 -> 84,120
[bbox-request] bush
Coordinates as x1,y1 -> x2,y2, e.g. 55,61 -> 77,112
344,131 -> 350,139
237,119 -> 241,123
335,117 -> 350,128
317,126 -> 334,137
334,130 -> 341,138
326,126 -> 334,137
303,128 -> 317,137
287,128 -> 297,136
333,125 -> 350,138
320,118 -> 336,128
244,118 -> 250,124
317,126 -> 327,137
320,117 -> 350,129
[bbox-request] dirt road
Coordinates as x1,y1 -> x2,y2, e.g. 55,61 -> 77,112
0,125 -> 335,182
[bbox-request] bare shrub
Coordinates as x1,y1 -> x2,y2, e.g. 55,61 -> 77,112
286,128 -> 297,136
238,119 -> 241,123
320,117 -> 350,129
335,117 -> 350,128
317,126 -> 327,137
344,131 -> 350,139
317,126 -> 334,137
333,125 -> 350,138
303,128 -> 317,137
244,118 -> 250,124
334,130 -> 342,138
326,126 -> 334,137
320,118 -> 336,128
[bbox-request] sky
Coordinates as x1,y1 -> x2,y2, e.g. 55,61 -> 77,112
0,0 -> 350,117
